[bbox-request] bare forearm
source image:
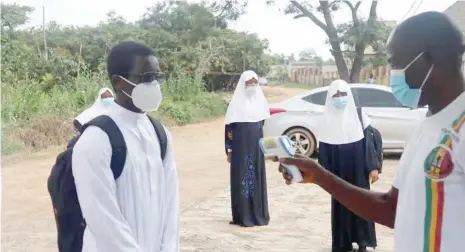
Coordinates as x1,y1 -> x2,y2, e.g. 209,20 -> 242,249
317,169 -> 397,228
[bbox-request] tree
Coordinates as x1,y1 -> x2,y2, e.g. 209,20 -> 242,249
338,20 -> 393,68
1,1 -> 272,91
206,0 -> 248,25
0,3 -> 34,36
298,48 -> 324,67
266,0 -> 384,83
336,16 -> 393,69
324,58 -> 336,65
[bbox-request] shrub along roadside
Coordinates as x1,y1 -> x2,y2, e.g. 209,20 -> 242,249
1,74 -> 228,155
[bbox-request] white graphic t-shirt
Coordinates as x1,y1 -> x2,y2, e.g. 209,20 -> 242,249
393,92 -> 465,252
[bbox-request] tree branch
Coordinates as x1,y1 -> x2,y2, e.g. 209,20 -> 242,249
343,1 -> 362,26
367,0 -> 378,21
290,0 -> 327,31
294,14 -> 306,19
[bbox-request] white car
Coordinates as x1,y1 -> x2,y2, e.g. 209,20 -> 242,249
263,84 -> 428,157
259,77 -> 269,86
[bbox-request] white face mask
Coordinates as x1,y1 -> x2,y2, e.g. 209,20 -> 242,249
245,85 -> 259,95
120,76 -> 162,112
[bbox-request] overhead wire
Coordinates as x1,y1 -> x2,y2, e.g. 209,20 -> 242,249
412,0 -> 425,15
401,0 -> 419,21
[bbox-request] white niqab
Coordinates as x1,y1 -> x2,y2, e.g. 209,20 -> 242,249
75,88 -> 114,125
224,70 -> 270,124
319,79 -> 369,145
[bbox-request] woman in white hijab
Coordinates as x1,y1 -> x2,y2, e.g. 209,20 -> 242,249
224,70 -> 270,227
73,88 -> 114,131
318,79 -> 379,252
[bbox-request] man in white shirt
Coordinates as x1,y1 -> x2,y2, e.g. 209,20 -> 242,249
275,12 -> 465,252
72,41 -> 179,252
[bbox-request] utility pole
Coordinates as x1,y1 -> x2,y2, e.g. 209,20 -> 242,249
77,42 -> 83,78
43,6 -> 48,60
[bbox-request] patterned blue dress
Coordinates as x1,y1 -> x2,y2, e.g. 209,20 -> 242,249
225,121 -> 269,227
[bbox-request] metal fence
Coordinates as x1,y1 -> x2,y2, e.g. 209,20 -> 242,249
290,65 -> 392,86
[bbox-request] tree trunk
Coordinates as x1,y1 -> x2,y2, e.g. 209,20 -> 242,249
350,41 -> 365,82
329,38 -> 350,82
319,1 -> 350,81
347,0 -> 378,83
289,0 -> 350,82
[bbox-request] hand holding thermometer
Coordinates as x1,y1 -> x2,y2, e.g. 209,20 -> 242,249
259,136 -> 304,184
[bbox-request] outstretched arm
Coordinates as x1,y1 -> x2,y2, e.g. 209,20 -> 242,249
318,169 -> 398,228
279,156 -> 399,228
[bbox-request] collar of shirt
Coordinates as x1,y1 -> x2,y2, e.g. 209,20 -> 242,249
110,103 -> 148,125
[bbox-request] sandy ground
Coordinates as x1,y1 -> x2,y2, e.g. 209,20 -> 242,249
1,87 -> 396,252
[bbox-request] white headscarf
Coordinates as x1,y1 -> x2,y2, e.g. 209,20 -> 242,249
318,79 -> 370,145
224,70 -> 270,124
74,88 -> 114,125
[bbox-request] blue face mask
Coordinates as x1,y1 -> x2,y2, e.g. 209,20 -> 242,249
101,97 -> 114,106
390,52 -> 434,109
331,96 -> 348,109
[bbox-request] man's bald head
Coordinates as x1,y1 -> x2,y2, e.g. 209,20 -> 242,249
388,11 -> 464,73
387,11 -> 464,108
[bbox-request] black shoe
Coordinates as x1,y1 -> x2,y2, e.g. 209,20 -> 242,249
358,246 -> 367,252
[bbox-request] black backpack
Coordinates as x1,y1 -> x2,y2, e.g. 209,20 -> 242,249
356,107 -> 384,172
47,115 -> 167,252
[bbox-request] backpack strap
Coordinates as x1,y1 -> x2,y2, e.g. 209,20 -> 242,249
356,107 -> 364,129
80,115 -> 127,180
147,116 -> 168,161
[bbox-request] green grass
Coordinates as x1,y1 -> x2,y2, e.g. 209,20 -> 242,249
1,74 -> 227,155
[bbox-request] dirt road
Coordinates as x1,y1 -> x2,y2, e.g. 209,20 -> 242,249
1,87 -> 395,252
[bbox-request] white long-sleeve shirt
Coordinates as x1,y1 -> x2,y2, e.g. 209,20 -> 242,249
72,103 -> 179,252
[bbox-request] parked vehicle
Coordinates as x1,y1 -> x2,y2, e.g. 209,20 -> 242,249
259,77 -> 269,86
263,84 -> 428,157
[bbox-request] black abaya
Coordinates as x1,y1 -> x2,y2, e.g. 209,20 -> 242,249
318,128 -> 378,252
225,121 -> 269,227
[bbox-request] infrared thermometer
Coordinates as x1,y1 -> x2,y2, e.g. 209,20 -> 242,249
259,136 -> 304,183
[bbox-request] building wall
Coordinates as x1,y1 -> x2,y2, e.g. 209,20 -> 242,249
444,1 -> 465,77
444,1 -> 465,32
289,63 -> 391,86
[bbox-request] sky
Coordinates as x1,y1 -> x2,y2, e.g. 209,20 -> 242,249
4,0 -> 460,59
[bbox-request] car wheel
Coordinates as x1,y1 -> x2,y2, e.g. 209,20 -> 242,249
285,127 -> 317,157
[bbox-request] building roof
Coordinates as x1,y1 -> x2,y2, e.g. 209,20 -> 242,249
444,0 -> 465,33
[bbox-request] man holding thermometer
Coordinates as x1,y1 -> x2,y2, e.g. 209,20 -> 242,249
275,12 -> 465,252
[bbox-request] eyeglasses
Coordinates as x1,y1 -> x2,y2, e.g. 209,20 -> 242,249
123,71 -> 166,84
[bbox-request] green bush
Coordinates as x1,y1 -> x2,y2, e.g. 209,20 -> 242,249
1,74 -> 227,154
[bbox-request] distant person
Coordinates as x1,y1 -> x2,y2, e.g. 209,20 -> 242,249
73,87 -> 115,131
49,41 -> 179,252
368,74 -> 375,84
224,70 -> 271,227
318,79 -> 380,252
274,12 -> 465,251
